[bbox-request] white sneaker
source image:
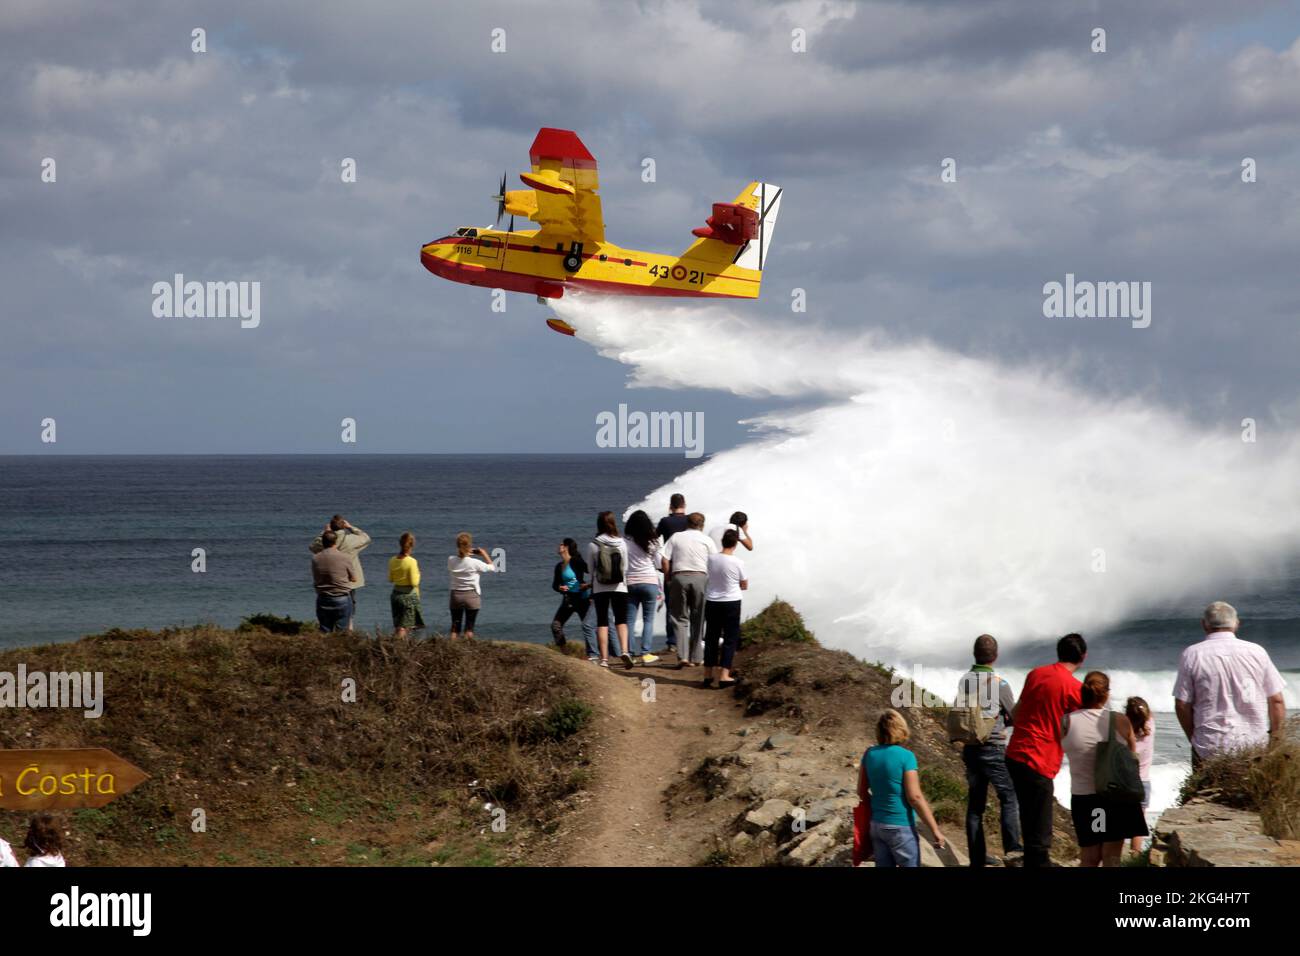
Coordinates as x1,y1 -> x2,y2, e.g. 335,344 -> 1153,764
598,659 -> 610,668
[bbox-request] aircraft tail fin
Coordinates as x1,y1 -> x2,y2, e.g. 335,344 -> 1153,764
680,181 -> 782,270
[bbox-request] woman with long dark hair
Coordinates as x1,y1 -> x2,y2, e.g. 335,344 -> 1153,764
623,509 -> 662,664
551,537 -> 598,658
1125,695 -> 1155,856
23,814 -> 65,867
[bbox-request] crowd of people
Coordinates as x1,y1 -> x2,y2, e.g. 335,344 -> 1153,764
0,815 -> 67,868
306,494 -> 753,691
547,496 -> 752,687
309,514 -> 499,640
861,601 -> 1288,868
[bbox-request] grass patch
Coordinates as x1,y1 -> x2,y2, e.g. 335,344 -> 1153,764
238,612 -> 316,635
537,698 -> 592,741
740,600 -> 816,648
920,766 -> 967,825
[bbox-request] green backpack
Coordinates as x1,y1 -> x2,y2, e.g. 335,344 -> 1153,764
1094,711 -> 1145,803
946,673 -> 998,745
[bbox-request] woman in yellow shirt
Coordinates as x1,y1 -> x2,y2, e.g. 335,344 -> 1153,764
388,532 -> 424,637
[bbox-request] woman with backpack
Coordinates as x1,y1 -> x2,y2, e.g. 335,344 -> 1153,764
1060,671 -> 1148,866
585,511 -> 634,669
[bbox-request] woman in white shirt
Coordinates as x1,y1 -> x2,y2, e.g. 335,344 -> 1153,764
447,532 -> 496,639
623,510 -> 663,665
1060,671 -> 1147,867
0,836 -> 18,867
23,815 -> 66,867
702,528 -> 748,689
585,511 -> 634,670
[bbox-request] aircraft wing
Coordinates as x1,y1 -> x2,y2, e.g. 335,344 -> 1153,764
504,128 -> 605,244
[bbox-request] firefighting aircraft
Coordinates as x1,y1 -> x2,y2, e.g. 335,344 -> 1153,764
420,128 -> 781,335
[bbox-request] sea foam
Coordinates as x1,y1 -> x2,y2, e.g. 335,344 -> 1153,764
555,293 -> 1300,711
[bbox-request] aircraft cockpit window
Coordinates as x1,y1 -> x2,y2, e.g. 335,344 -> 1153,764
455,227 -> 479,238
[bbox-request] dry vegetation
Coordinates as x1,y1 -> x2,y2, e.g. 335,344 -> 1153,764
1180,716 -> 1300,840
0,620 -> 594,866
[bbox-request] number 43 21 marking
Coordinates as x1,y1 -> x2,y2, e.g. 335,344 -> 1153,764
649,264 -> 704,284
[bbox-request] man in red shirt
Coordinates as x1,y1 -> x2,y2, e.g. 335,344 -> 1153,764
1005,633 -> 1086,867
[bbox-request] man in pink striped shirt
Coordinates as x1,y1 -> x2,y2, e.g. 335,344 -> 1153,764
1173,601 -> 1288,765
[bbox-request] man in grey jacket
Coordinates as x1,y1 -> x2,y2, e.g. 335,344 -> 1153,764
956,634 -> 1023,866
309,514 -> 371,631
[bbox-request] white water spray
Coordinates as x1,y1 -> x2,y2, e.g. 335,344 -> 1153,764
555,294 -> 1300,683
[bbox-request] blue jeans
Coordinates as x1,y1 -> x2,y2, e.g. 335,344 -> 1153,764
962,742 -> 1022,865
627,583 -> 659,655
870,821 -> 920,868
316,593 -> 353,633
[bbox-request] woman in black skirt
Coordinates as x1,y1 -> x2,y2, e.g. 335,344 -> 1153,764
1061,670 -> 1149,866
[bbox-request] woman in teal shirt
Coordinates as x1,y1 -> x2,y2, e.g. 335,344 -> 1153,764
858,709 -> 947,867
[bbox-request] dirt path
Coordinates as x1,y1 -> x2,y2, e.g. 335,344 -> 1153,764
550,654 -> 747,866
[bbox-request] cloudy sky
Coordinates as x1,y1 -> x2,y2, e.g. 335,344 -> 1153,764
3,0 -> 1300,454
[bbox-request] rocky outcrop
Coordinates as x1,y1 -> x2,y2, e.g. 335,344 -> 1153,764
1152,799 -> 1300,867
694,729 -> 969,867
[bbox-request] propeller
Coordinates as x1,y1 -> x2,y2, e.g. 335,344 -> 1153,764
491,170 -> 507,226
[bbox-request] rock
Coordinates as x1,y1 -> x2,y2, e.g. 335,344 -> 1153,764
801,796 -> 857,827
743,772 -> 795,801
918,837 -> 945,868
731,831 -> 753,850
913,819 -> 968,867
1155,799 -> 1297,867
1147,847 -> 1165,867
762,733 -> 797,752
743,798 -> 794,833
737,727 -> 753,737
737,751 -> 776,770
817,843 -> 855,867
781,826 -> 837,866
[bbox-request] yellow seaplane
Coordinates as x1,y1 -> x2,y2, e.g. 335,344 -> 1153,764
420,128 -> 781,335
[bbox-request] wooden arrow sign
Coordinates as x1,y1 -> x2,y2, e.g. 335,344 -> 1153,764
0,749 -> 149,811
